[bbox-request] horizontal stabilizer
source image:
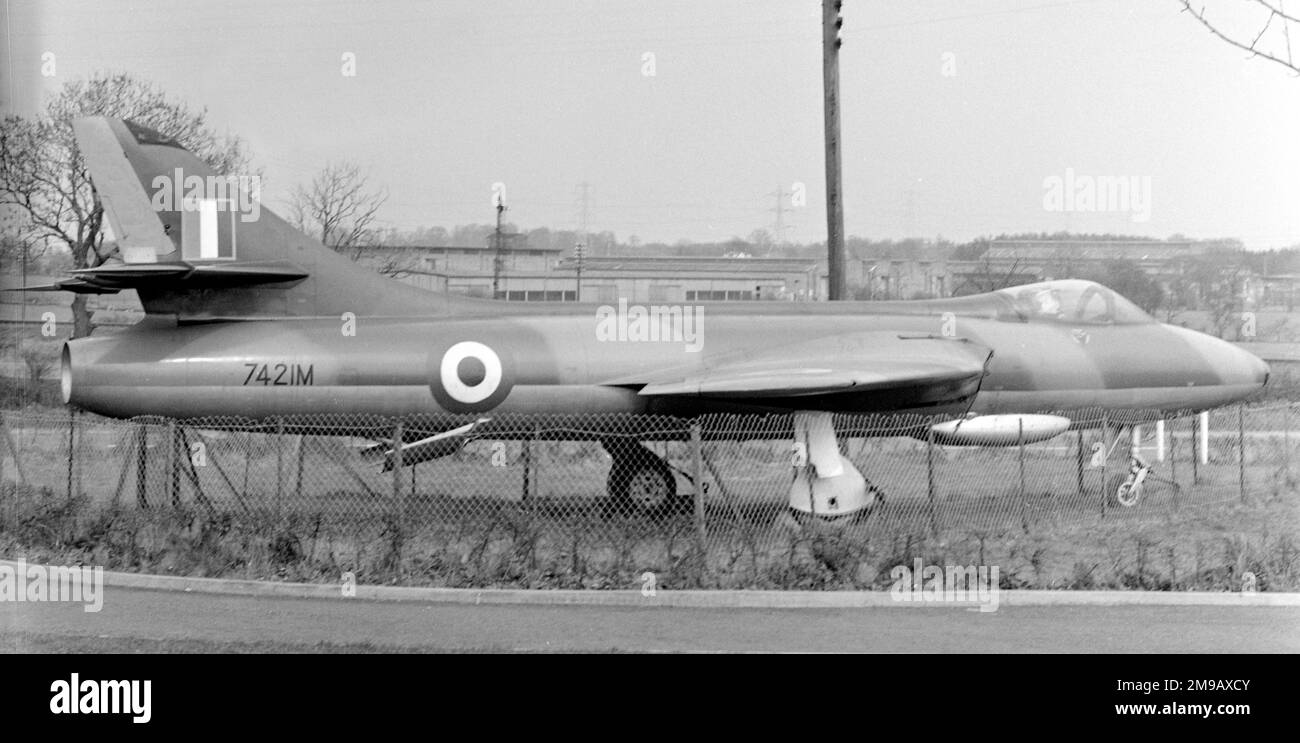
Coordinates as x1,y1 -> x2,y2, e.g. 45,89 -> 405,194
1,279 -> 121,294
62,260 -> 309,291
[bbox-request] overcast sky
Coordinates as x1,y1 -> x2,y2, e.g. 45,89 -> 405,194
4,0 -> 1299,248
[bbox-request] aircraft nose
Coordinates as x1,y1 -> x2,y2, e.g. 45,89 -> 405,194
1166,325 -> 1270,399
1246,348 -> 1270,388
1226,341 -> 1269,388
1164,326 -> 1263,402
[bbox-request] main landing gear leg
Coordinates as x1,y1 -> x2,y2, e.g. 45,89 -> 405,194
787,411 -> 878,524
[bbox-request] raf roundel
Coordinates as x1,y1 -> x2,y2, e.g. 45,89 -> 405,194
431,341 -> 513,412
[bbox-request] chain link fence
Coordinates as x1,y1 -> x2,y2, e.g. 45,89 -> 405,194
0,404 -> 1297,590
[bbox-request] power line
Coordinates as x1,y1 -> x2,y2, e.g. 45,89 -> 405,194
768,183 -> 792,254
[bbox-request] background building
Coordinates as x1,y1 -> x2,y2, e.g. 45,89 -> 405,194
357,243 -> 821,302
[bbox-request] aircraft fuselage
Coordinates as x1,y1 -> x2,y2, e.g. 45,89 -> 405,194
64,297 -> 1268,427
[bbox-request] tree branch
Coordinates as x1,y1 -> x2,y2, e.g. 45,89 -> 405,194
1179,0 -> 1300,74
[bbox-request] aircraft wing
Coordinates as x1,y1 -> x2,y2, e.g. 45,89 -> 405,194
623,333 -> 992,404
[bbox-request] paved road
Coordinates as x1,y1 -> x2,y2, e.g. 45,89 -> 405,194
2,586 -> 1298,652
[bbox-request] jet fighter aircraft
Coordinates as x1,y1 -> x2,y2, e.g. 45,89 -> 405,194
31,117 -> 1271,519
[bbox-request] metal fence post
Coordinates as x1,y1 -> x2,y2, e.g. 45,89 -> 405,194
295,435 -> 306,502
1075,428 -> 1084,501
241,429 -> 252,507
136,422 -> 149,508
690,422 -> 707,568
168,419 -> 181,508
1018,418 -> 1028,533
275,417 -> 285,516
66,408 -> 76,504
1286,403 -> 1293,481
521,427 -> 533,503
1169,414 -> 1178,506
1191,414 -> 1199,484
1238,405 -> 1246,504
926,423 -> 938,536
1099,412 -> 1108,519
389,419 -> 405,572
391,420 -> 404,507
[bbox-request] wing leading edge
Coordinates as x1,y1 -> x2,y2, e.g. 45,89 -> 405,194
617,333 -> 992,408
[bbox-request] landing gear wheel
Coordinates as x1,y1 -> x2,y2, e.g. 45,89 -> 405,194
605,445 -> 682,518
1105,472 -> 1140,508
1115,481 -> 1139,508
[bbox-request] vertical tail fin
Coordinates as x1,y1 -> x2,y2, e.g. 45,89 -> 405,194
68,116 -> 485,320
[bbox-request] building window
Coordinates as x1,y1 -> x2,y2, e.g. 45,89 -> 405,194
686,290 -> 752,301
501,290 -> 579,302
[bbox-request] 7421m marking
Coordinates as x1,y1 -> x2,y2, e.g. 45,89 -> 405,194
242,363 -> 314,386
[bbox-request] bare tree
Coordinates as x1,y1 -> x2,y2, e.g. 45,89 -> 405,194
0,72 -> 251,338
1187,249 -> 1252,338
1178,0 -> 1300,75
290,162 -> 389,260
0,208 -> 46,275
369,248 -> 421,280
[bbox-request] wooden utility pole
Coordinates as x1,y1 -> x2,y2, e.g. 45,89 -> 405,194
822,0 -> 847,300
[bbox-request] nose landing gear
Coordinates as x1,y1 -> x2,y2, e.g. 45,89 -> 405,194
1096,426 -> 1181,508
1110,451 -> 1150,508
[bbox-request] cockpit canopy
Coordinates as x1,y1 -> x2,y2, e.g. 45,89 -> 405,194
994,280 -> 1155,325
